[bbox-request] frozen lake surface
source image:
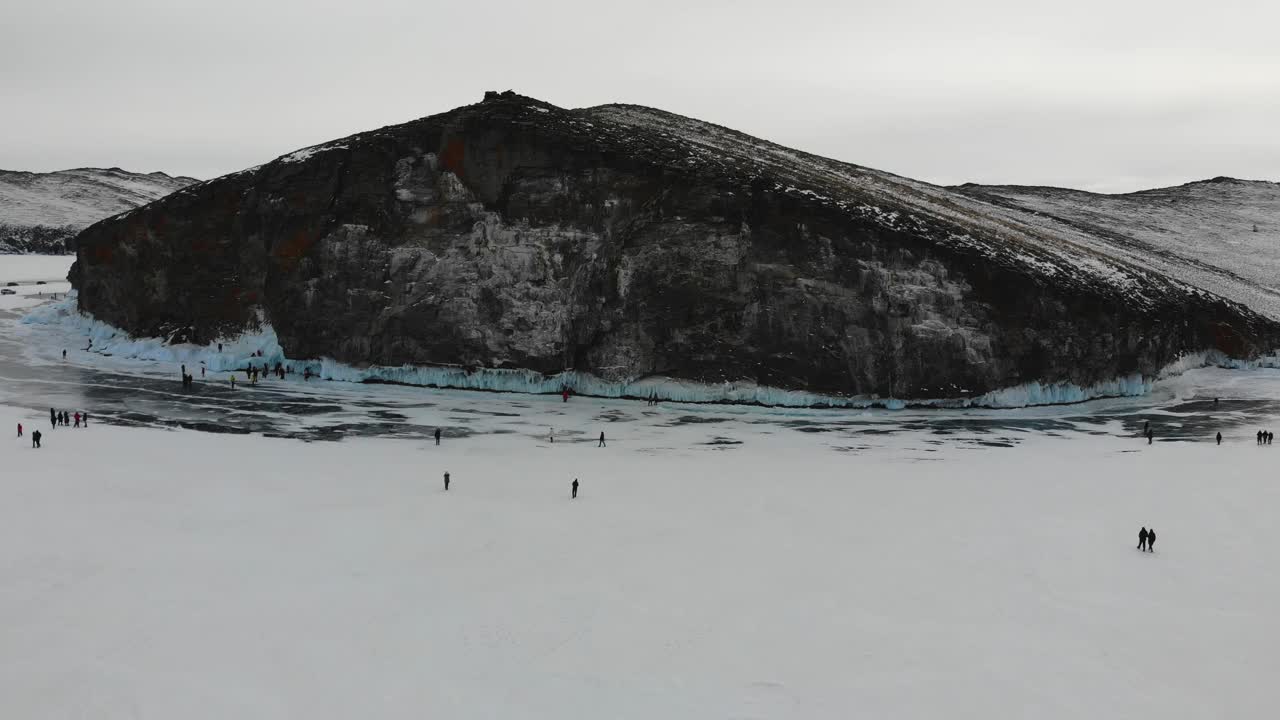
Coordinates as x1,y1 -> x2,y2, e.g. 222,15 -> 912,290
2,255 -> 1278,718
3,256 -> 1280,446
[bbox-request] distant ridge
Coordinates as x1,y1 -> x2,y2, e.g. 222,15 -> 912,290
1,167 -> 197,254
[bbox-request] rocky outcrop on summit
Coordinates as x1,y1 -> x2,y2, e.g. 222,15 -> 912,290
70,92 -> 1280,403
1,167 -> 196,254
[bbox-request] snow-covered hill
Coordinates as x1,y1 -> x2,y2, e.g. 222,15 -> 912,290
955,178 -> 1280,319
0,167 -> 196,254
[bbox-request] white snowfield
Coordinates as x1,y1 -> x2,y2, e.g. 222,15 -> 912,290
2,395 -> 1277,718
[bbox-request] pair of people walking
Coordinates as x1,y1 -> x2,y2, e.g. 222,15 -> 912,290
441,471 -> 579,499
1137,527 -> 1157,552
1257,430 -> 1273,445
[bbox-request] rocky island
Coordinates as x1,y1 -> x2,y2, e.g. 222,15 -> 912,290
66,91 -> 1280,405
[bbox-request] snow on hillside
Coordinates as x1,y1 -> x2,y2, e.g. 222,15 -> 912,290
957,179 -> 1280,319
0,167 -> 196,253
589,106 -> 1159,298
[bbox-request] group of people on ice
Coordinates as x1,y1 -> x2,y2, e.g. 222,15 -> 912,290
1256,430 -> 1273,445
21,408 -> 89,447
435,421 -> 599,500
175,357 -> 305,390
49,408 -> 87,429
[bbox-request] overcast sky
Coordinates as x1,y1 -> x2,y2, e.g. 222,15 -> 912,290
2,0 -> 1277,192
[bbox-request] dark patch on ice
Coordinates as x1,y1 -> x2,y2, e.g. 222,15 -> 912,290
450,407 -> 521,417
702,436 -> 743,446
174,420 -> 255,435
666,415 -> 730,425
352,400 -> 436,409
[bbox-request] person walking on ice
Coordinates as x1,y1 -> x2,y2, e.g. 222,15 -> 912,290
443,471 -> 450,491
572,478 -> 579,499
598,431 -> 606,447
1216,432 -> 1222,445
1146,528 -> 1156,552
16,423 -> 22,438
1138,527 -> 1148,551
31,429 -> 41,448
434,428 -> 441,446
230,375 -> 236,389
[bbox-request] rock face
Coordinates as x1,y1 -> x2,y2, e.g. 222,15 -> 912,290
1,167 -> 196,254
70,91 -> 1280,402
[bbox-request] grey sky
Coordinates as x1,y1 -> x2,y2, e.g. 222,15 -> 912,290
2,0 -> 1277,192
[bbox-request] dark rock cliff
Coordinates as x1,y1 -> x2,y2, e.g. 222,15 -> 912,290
69,92 -> 1280,402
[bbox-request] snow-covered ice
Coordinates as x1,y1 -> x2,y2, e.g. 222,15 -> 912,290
0,254 -> 74,285
2,391 -> 1279,718
0,255 -> 73,312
